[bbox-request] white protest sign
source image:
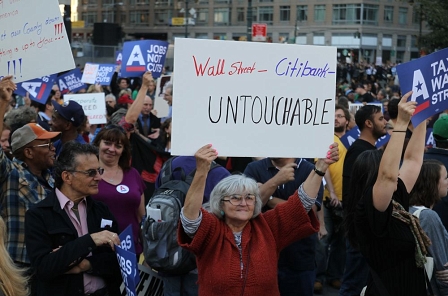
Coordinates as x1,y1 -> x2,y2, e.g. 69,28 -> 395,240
172,39 -> 337,157
155,74 -> 172,118
81,63 -> 99,84
0,0 -> 75,82
63,93 -> 107,124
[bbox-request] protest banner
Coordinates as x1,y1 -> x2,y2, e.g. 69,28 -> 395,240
63,93 -> 107,124
154,74 -> 172,117
397,47 -> 448,127
116,245 -> 138,296
121,40 -> 169,79
0,0 -> 75,82
349,102 -> 384,115
81,63 -> 116,85
116,50 -> 122,65
118,225 -> 139,284
57,68 -> 86,94
172,38 -> 337,157
339,126 -> 390,149
15,74 -> 57,103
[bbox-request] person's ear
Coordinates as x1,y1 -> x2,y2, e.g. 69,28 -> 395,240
61,171 -> 73,185
365,119 -> 373,129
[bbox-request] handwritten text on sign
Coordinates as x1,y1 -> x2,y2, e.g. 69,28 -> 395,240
0,0 -> 74,82
171,39 -> 337,158
63,93 -> 107,125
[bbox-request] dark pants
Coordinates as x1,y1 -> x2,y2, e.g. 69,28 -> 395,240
162,273 -> 198,296
278,268 -> 315,296
339,240 -> 369,296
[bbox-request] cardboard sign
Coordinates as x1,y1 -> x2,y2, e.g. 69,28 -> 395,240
81,63 -> 115,85
397,48 -> 448,127
172,38 -> 337,157
154,74 -> 172,118
121,40 -> 169,79
57,68 -> 86,94
15,74 -> 57,103
0,0 -> 75,82
63,93 -> 107,124
339,126 -> 390,149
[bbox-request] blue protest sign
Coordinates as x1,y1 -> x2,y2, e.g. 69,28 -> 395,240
121,40 -> 169,78
426,128 -> 434,147
118,224 -> 139,284
115,50 -> 122,65
81,63 -> 116,86
57,68 -> 86,94
115,245 -> 138,296
15,74 -> 57,103
339,126 -> 390,149
396,48 -> 448,127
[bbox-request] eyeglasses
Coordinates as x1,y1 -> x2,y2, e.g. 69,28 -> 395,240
30,142 -> 54,150
221,194 -> 256,206
106,101 -> 114,104
68,167 -> 104,178
335,114 -> 346,119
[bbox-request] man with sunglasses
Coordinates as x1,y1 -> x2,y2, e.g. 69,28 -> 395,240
25,142 -> 122,296
0,76 -> 60,281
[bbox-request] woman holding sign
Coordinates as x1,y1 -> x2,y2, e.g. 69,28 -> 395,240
178,143 -> 338,295
344,92 -> 430,295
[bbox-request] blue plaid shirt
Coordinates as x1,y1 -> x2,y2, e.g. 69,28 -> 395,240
0,149 -> 54,264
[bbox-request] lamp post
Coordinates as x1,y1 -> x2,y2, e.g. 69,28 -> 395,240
185,0 -> 189,38
409,0 -> 424,56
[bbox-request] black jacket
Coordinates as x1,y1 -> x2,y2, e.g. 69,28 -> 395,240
25,191 -> 122,296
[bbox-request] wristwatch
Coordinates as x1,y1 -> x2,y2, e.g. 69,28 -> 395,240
269,196 -> 274,201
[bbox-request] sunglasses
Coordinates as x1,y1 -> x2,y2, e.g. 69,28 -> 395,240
68,167 -> 104,178
30,142 -> 55,150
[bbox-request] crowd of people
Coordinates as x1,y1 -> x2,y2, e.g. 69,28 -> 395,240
0,54 -> 448,296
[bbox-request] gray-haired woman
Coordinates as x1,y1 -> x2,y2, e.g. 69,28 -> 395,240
178,143 -> 339,296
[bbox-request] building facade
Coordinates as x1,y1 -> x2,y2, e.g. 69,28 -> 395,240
73,0 -> 425,64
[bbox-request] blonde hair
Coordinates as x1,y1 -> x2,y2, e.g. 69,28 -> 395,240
0,217 -> 29,296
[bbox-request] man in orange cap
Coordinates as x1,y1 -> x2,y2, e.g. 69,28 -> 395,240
0,76 -> 60,273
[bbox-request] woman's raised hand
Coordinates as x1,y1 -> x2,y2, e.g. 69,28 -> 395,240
194,144 -> 218,173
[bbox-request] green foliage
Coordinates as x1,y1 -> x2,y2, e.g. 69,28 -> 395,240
416,0 -> 448,50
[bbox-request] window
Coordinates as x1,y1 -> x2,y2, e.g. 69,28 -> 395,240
297,5 -> 308,22
214,8 -> 229,26
214,0 -> 229,3
102,0 -> 113,5
197,8 -> 209,25
313,33 -> 324,45
384,6 -> 393,23
397,35 -> 406,47
259,0 -> 273,2
412,7 -> 422,24
411,35 -> 417,48
198,0 -> 209,4
332,4 -> 361,24
129,10 -> 149,25
398,7 -> 407,25
258,6 -> 273,24
314,4 -> 325,22
155,0 -> 170,5
81,12 -> 96,26
129,0 -> 149,4
154,9 -> 172,26
81,0 -> 96,6
279,6 -> 290,22
363,5 -> 378,25
237,7 -> 245,23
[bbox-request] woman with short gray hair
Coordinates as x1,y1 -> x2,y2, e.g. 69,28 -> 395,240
178,143 -> 339,295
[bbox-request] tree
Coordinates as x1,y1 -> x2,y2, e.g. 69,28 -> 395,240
412,0 -> 448,51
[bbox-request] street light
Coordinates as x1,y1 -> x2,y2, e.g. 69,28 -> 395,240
103,2 -> 123,23
408,0 -> 424,56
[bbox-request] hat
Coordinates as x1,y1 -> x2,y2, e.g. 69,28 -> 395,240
345,89 -> 354,96
52,100 -> 85,127
433,115 -> 448,141
118,94 -> 133,105
11,123 -> 60,153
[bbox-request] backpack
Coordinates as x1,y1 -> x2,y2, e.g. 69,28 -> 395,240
142,157 -> 220,275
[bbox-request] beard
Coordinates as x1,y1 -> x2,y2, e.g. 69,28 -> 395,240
372,125 -> 387,139
334,126 -> 346,133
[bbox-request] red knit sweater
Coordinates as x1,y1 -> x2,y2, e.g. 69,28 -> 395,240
178,189 -> 319,296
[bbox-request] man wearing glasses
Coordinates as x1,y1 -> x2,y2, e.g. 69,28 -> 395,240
0,76 -> 60,280
25,142 -> 122,296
